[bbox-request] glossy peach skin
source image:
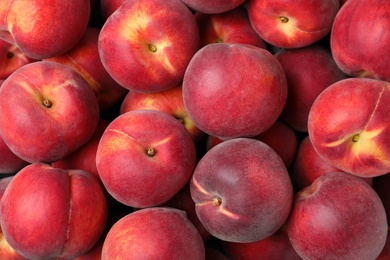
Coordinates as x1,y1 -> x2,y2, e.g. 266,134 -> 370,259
0,177 -> 28,260
0,0 -> 90,59
287,172 -> 388,260
101,207 -> 205,259
96,109 -> 197,208
195,6 -> 267,49
0,163 -> 108,259
45,27 -> 128,113
180,0 -> 245,14
207,120 -> 298,169
308,78 -> 390,178
0,61 -> 100,164
190,138 -> 293,243
330,0 -> 390,81
247,0 -> 340,48
0,39 -> 37,80
120,85 -> 205,143
275,44 -> 347,132
98,0 -> 200,93
182,43 -> 287,139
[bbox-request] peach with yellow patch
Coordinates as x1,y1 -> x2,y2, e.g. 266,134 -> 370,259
96,109 -> 197,208
0,0 -> 90,59
308,78 -> 390,177
247,0 -> 340,48
98,0 -> 200,93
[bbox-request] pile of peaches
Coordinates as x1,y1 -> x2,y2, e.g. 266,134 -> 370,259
0,0 -> 389,259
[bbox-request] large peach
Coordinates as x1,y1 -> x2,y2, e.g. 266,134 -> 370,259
101,207 -> 205,259
275,44 -> 347,132
248,0 -> 340,48
0,163 -> 108,259
45,27 -> 128,113
98,0 -> 200,93
287,172 -> 388,260
190,138 -> 293,243
96,109 -> 196,208
182,43 -> 287,139
308,78 -> 390,177
330,0 -> 390,81
0,0 -> 90,59
0,61 -> 100,163
120,85 -> 204,143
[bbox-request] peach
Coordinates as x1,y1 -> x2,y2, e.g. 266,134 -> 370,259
101,207 -> 205,259
0,0 -> 90,59
120,85 -> 204,143
330,0 -> 390,81
373,173 -> 390,224
287,172 -> 388,260
180,0 -> 246,14
195,6 -> 267,49
248,0 -> 340,48
308,78 -> 390,177
0,163 -> 108,259
96,109 -> 197,208
0,39 -> 37,80
45,27 -> 128,113
275,44 -> 347,132
182,43 -> 287,139
98,0 -> 200,93
0,61 -> 100,164
190,138 -> 293,243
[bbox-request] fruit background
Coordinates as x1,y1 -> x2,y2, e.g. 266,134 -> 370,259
0,0 -> 389,259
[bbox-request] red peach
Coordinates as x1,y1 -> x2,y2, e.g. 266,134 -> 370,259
0,163 -> 108,259
190,138 -> 293,243
183,43 -> 287,139
101,207 -> 205,259
0,0 -> 90,59
180,0 -> 246,14
287,172 -> 388,260
0,61 -> 100,163
98,0 -> 200,93
248,0 -> 340,48
96,109 -> 197,208
308,78 -> 390,177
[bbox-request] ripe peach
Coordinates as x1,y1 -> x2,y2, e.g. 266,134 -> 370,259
0,0 -> 90,59
308,78 -> 390,177
183,43 -> 287,139
190,138 -> 293,243
96,110 -> 196,208
0,61 -> 100,163
0,163 -> 108,259
101,207 -> 205,259
287,172 -> 388,260
98,0 -> 200,93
